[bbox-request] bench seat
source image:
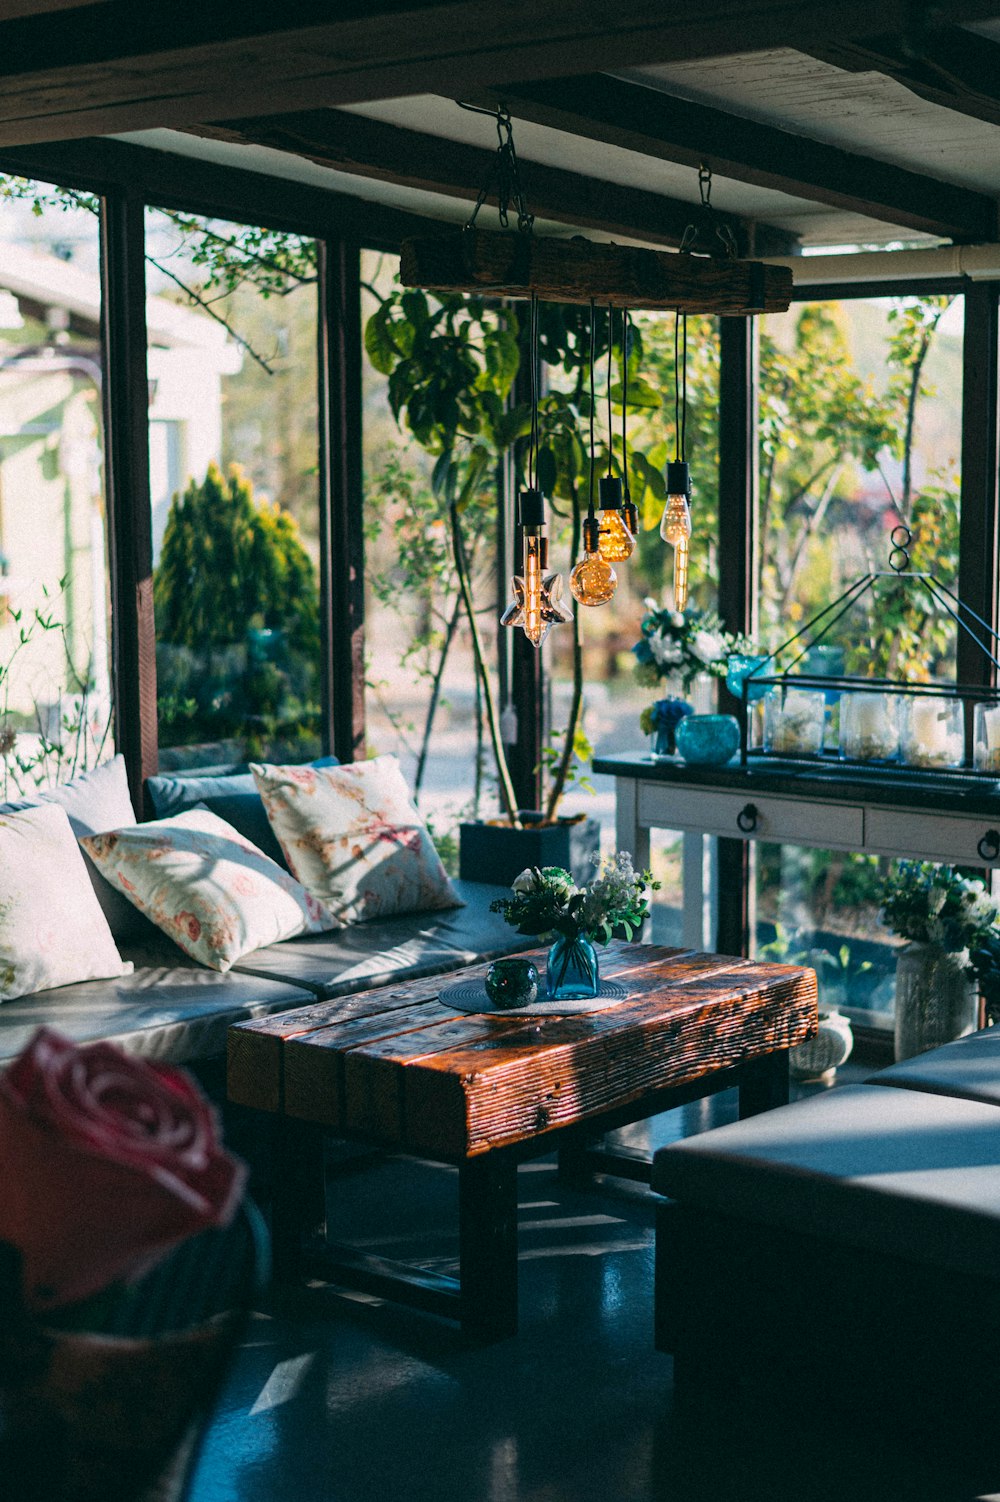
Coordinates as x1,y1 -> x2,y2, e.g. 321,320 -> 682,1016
0,881 -> 518,1065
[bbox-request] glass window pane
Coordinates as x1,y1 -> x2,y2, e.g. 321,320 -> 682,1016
361,250 -> 497,856
753,294 -> 965,1023
0,176 -> 113,796
145,208 -> 322,769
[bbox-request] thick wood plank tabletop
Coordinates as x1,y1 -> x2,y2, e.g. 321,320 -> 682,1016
228,941 -> 817,1160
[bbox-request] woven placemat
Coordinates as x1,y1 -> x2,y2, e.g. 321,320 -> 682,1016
438,978 -> 629,1018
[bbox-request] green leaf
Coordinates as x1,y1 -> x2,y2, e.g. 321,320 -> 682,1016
363,306 -> 397,375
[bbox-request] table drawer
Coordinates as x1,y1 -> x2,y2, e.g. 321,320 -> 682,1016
865,808 -> 1000,865
637,784 -> 863,848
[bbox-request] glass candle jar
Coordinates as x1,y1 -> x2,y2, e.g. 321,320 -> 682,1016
900,695 -> 964,769
762,687 -> 826,757
840,691 -> 900,762
974,702 -> 1000,774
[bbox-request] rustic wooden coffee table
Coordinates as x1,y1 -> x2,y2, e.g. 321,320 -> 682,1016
228,940 -> 816,1340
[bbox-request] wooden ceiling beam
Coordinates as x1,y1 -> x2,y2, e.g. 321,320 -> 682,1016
809,25 -> 1000,131
489,74 -> 999,244
198,110 -> 800,258
0,1 -> 995,145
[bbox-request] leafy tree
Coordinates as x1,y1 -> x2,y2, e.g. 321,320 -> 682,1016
154,462 -> 320,754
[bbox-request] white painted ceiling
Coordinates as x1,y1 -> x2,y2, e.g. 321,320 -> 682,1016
118,32 -> 1000,254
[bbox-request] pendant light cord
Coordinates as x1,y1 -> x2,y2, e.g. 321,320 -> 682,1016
588,299 -> 596,521
673,309 -> 689,463
528,292 -> 539,490
606,304 -> 613,478
622,311 -> 629,492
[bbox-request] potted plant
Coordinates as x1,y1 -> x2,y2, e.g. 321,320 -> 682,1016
633,601 -> 748,716
879,861 -> 998,1060
490,853 -> 658,1000
366,292 -> 666,884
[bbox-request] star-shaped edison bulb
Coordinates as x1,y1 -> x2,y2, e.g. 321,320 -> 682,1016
597,476 -> 636,563
570,516 -> 617,607
500,496 -> 572,647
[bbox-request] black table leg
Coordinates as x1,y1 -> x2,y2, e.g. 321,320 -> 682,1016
271,1116 -> 326,1282
458,1152 -> 519,1341
738,1049 -> 789,1119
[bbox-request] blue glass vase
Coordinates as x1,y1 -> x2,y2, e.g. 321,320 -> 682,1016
546,933 -> 600,1000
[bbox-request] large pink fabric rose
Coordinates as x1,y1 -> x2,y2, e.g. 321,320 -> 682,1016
0,1029 -> 247,1310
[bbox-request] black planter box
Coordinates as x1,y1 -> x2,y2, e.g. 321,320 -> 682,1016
459,815 -> 601,889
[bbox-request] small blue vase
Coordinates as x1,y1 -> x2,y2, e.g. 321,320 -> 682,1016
649,697 -> 693,758
726,653 -> 771,703
675,713 -> 741,767
546,933 -> 600,1000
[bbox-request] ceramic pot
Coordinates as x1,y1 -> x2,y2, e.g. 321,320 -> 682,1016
789,1009 -> 854,1083
546,933 -> 599,1001
894,941 -> 978,1061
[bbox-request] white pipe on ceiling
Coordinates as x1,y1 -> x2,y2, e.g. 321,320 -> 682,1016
765,243 -> 1000,286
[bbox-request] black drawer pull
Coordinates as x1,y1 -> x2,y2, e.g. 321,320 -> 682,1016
737,803 -> 759,834
978,829 -> 1000,861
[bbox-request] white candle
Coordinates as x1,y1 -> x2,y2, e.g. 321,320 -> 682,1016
854,696 -> 885,737
911,699 -> 950,752
985,707 -> 1000,751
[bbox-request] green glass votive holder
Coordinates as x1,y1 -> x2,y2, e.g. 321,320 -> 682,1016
485,958 -> 540,1009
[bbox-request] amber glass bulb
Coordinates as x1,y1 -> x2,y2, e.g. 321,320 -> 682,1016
570,547 -> 617,607
673,535 -> 690,612
659,491 -> 692,546
598,507 -> 636,563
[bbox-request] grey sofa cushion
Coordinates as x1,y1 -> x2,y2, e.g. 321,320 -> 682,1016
871,1027 -> 1000,1107
652,1083 -> 1000,1280
146,756 -> 340,870
0,942 -> 313,1065
230,879 -> 528,996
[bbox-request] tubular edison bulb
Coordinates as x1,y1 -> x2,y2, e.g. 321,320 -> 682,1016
597,476 -> 635,563
570,516 -> 618,606
660,461 -> 693,612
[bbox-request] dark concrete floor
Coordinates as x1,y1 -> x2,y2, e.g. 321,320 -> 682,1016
187,1068 -> 1000,1502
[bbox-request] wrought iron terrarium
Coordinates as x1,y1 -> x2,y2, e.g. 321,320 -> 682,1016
736,529 -> 1000,783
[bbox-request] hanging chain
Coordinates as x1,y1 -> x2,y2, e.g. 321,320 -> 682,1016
457,102 -> 534,234
889,523 -> 913,574
680,163 -> 739,259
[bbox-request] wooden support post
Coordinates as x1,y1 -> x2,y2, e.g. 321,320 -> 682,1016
715,316 -> 759,957
319,238 -> 366,763
958,282 -> 1000,696
270,1116 -> 327,1285
99,190 -> 157,813
458,1152 -> 519,1341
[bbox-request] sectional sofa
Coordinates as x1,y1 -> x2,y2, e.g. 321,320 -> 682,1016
0,756 -> 522,1067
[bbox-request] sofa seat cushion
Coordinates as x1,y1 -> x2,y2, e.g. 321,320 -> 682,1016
652,1084 -> 1000,1280
0,945 -> 313,1066
230,880 -> 528,997
871,1027 -> 1000,1106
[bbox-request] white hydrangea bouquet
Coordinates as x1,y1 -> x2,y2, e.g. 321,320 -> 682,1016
490,853 -> 658,945
631,601 -> 749,694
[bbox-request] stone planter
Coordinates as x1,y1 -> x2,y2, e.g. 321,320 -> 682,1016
459,814 -> 601,888
894,941 -> 978,1061
789,1009 -> 854,1084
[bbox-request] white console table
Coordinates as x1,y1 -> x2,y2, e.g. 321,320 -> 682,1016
594,752 -> 1000,952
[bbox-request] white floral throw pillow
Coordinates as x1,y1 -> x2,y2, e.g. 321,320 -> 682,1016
81,808 -> 338,971
251,756 -> 461,924
0,803 -> 131,1000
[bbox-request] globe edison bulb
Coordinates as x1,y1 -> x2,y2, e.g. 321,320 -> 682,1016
597,476 -> 635,563
570,516 -> 618,606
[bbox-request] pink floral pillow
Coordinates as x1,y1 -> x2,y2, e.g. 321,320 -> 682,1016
81,808 -> 337,971
250,755 -> 461,924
